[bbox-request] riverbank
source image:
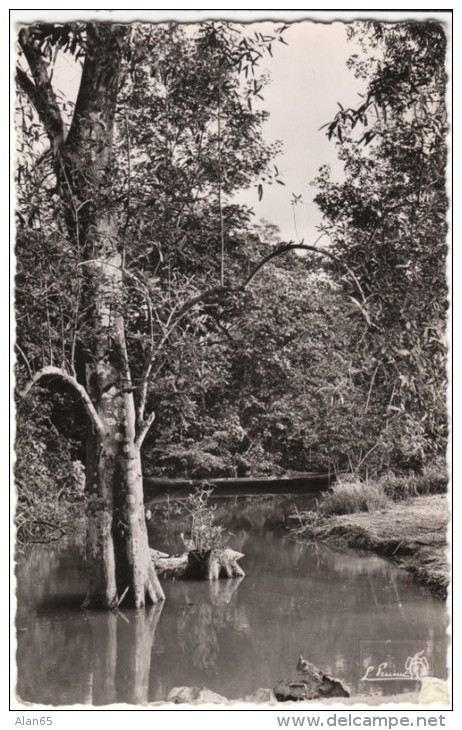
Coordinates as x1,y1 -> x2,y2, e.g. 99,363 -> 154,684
289,494 -> 449,599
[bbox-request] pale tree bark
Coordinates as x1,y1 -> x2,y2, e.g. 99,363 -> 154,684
81,249 -> 164,608
17,23 -> 164,609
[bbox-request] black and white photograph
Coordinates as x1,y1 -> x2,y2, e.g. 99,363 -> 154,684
11,7 -> 452,713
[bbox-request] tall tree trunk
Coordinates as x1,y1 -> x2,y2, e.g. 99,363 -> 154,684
82,248 -> 164,608
63,27 -> 164,609
17,23 -> 165,609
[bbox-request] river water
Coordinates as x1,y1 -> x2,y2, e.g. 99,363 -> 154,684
15,495 -> 448,706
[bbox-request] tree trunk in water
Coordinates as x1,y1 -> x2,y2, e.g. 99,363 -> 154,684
113,439 -> 165,607
83,433 -> 118,609
83,430 -> 164,608
83,405 -> 165,609
18,24 -> 164,609
82,254 -> 165,609
67,29 -> 166,610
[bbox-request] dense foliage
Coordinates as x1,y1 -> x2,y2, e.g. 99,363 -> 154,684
15,391 -> 85,546
313,20 -> 448,472
143,251 -> 373,478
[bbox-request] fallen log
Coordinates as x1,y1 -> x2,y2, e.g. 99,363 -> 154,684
151,547 -> 245,580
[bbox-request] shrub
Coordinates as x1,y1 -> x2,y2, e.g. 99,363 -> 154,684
378,471 -> 419,500
418,460 -> 449,494
318,478 -> 390,516
379,460 -> 448,501
181,485 -> 227,552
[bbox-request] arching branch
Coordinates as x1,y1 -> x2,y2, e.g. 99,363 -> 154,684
173,285 -> 231,320
243,242 -> 367,303
19,366 -> 104,438
136,242 -> 369,419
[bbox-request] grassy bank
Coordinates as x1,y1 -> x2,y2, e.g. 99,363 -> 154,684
290,493 -> 449,599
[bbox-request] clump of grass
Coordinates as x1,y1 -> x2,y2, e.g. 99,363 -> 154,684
378,472 -> 418,500
316,459 -> 448,518
419,460 -> 449,493
318,478 -> 390,516
379,460 -> 448,501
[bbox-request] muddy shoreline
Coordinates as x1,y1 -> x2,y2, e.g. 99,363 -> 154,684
288,494 -> 449,600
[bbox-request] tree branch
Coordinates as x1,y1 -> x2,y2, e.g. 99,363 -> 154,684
243,242 -> 367,303
19,366 -> 104,437
17,28 -> 65,150
135,411 -> 156,449
137,286 -> 230,424
14,343 -> 33,380
173,285 -> 231,320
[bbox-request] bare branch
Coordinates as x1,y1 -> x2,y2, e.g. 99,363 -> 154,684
135,411 -> 156,449
19,366 -> 104,437
174,285 -> 230,320
243,242 -> 367,303
136,241 -> 367,426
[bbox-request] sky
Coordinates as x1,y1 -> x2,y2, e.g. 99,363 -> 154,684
234,21 -> 366,242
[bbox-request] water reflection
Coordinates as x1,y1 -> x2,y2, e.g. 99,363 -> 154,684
176,580 -> 244,671
85,604 -> 164,705
15,496 -> 448,705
